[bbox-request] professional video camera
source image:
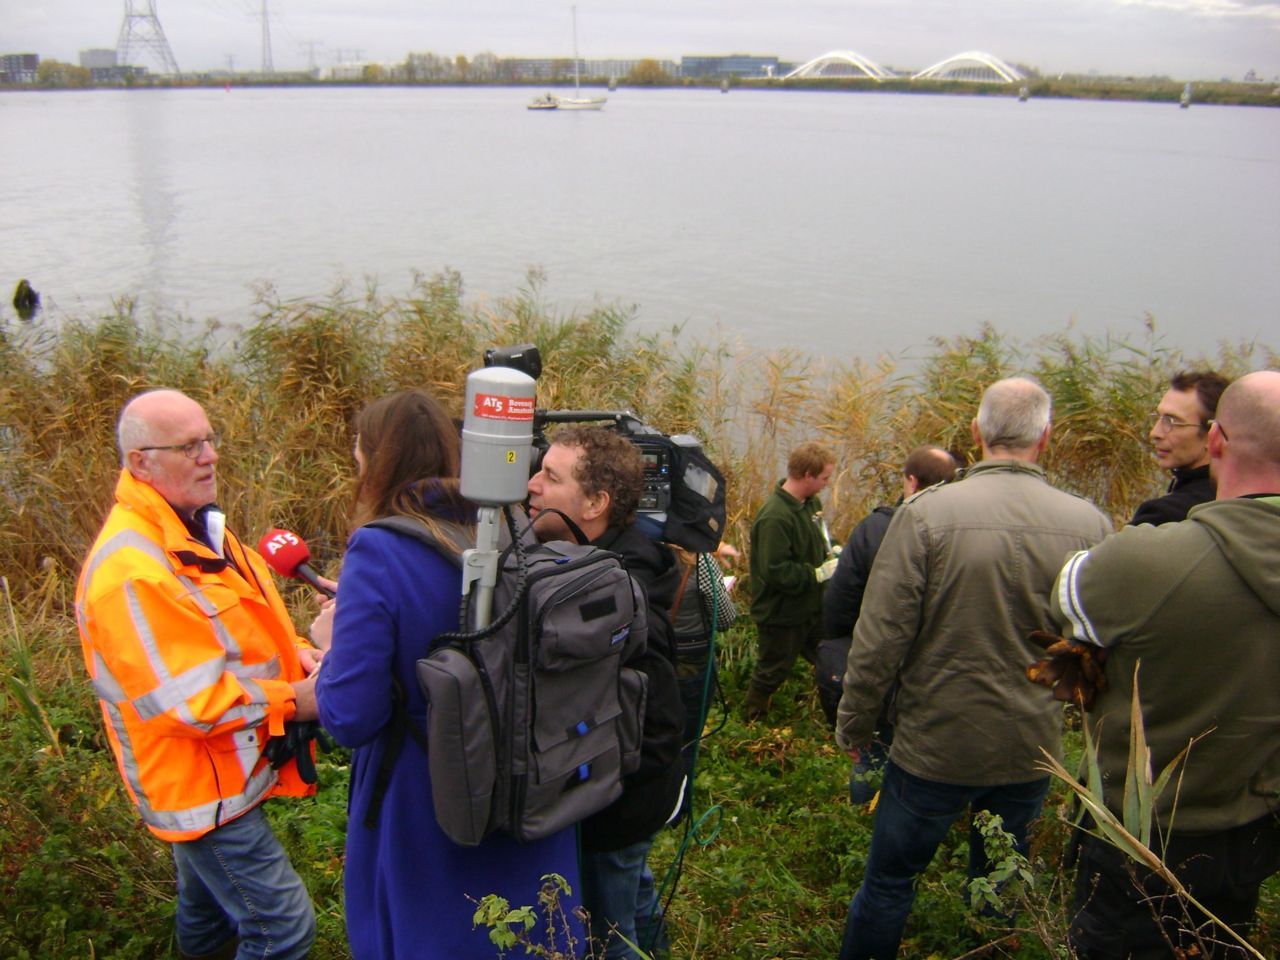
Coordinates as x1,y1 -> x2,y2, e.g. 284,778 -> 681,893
482,343 -> 727,553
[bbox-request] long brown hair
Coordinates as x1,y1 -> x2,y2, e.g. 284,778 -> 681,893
349,390 -> 471,549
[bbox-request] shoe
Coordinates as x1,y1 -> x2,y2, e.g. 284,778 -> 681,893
743,690 -> 770,722
179,939 -> 238,960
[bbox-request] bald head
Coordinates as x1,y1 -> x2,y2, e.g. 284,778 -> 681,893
117,389 -> 220,518
117,389 -> 204,464
974,378 -> 1052,459
903,445 -> 958,490
1211,371 -> 1280,498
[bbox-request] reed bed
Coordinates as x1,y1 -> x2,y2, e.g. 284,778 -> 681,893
0,278 -> 1274,958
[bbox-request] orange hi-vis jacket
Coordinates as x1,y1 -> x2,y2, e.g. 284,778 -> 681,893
75,469 -> 316,842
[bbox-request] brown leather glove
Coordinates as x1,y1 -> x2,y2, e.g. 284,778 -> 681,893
1026,630 -> 1108,710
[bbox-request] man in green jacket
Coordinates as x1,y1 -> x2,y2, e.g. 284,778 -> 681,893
836,378 -> 1112,960
745,441 -> 836,721
1051,369 -> 1280,960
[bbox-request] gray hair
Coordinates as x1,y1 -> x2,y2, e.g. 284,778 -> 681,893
116,388 -> 176,465
976,378 -> 1051,451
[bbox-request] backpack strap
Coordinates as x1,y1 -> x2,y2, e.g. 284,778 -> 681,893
669,554 -> 696,621
364,675 -> 430,829
359,516 -> 463,829
521,507 -> 591,546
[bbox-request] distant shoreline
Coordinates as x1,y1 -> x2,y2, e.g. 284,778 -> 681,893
5,75 -> 1278,108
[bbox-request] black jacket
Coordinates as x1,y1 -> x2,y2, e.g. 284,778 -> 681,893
822,504 -> 896,639
579,524 -> 686,852
1129,464 -> 1214,526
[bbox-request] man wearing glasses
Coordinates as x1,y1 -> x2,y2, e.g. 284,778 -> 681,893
1130,370 -> 1230,526
75,389 -> 320,960
1051,370 -> 1280,960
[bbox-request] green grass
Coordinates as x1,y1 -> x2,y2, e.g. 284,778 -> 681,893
0,282 -> 1275,957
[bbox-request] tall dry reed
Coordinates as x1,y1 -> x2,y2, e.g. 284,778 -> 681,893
1,278 -> 1273,598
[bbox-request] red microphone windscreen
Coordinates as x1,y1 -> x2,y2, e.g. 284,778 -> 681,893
257,528 -> 311,579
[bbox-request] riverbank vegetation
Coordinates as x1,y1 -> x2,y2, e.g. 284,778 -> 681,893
1,280 -> 1275,957
9,67 -> 1279,108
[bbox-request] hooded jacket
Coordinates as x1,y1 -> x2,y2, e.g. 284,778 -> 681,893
1053,496 -> 1280,833
75,469 -> 313,842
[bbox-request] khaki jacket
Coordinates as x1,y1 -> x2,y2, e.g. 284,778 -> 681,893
837,459 -> 1112,785
1053,496 -> 1280,832
75,470 -> 314,841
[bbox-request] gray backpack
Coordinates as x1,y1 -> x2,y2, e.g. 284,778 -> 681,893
368,515 -> 649,846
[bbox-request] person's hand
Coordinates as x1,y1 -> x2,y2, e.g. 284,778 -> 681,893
298,645 -> 324,676
845,744 -> 866,763
314,576 -> 338,599
714,542 -> 741,566
815,556 -> 838,582
291,674 -> 318,722
309,602 -> 335,651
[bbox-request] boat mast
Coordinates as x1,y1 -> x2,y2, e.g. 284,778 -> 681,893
572,5 -> 581,96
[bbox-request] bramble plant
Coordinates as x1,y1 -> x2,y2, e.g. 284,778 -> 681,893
470,873 -> 612,959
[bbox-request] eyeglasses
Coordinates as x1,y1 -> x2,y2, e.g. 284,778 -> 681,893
1152,413 -> 1201,432
137,433 -> 220,459
1208,419 -> 1230,441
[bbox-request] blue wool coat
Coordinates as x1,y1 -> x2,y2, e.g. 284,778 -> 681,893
316,524 -> 582,960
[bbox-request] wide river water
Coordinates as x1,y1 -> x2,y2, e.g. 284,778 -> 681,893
2,85 -> 1277,362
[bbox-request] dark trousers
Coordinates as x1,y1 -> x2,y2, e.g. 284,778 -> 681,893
747,618 -> 821,703
839,761 -> 1049,960
1070,813 -> 1280,960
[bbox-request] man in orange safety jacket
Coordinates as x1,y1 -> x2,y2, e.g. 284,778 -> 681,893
76,388 -> 322,960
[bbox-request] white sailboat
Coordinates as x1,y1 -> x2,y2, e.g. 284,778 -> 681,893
527,6 -> 606,111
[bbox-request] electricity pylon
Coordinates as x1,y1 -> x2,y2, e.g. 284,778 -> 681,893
117,0 -> 180,75
261,0 -> 274,74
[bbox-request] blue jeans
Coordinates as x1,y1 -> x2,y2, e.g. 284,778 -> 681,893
171,805 -> 315,960
839,762 -> 1049,960
582,837 -> 668,959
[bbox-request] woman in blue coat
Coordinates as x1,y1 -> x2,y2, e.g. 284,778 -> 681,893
314,389 -> 582,960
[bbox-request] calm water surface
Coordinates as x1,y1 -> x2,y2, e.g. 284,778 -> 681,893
2,86 -> 1277,361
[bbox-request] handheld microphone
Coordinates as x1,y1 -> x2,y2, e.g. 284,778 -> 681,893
257,528 -> 335,598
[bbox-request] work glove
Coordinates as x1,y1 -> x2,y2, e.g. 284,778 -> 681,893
264,720 -> 331,784
815,557 -> 839,582
1025,630 -> 1108,710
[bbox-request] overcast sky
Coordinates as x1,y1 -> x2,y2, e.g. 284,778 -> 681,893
8,0 -> 1280,80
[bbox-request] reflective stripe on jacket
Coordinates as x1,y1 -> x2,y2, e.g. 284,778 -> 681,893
75,469 -> 314,841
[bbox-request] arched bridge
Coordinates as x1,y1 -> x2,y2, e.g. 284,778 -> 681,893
780,49 -> 1026,85
783,50 -> 894,82
912,51 -> 1024,83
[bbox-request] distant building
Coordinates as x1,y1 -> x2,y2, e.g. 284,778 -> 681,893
680,54 -> 780,79
496,57 -> 675,82
322,62 -> 372,81
79,49 -> 117,70
1,53 -> 39,84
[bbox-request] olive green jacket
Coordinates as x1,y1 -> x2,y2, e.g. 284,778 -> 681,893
748,481 -> 827,627
1053,496 -> 1280,832
836,459 -> 1112,785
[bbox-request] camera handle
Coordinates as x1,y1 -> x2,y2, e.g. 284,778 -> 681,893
460,504 -> 504,630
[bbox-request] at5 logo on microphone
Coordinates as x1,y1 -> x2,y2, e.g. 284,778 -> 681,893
260,529 -> 302,558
